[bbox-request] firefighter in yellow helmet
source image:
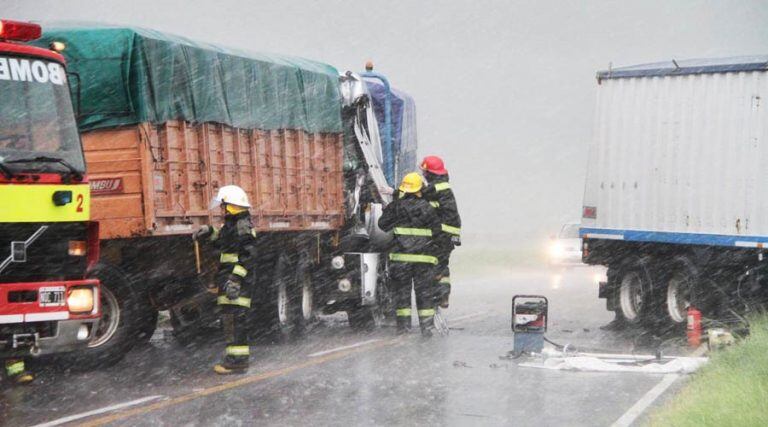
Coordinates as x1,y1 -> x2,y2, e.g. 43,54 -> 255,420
194,185 -> 258,374
378,173 -> 442,336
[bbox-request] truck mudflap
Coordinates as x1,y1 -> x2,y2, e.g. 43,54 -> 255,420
1,279 -> 100,357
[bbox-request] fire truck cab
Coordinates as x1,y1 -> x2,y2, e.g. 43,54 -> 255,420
0,20 -> 100,359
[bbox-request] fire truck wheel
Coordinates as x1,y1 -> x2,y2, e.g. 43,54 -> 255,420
62,263 -> 144,370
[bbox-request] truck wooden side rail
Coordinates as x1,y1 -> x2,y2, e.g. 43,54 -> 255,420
85,122 -> 344,239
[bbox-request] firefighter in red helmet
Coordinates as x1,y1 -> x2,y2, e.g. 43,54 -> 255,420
420,156 -> 462,308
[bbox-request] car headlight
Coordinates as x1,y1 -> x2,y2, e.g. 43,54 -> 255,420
68,287 -> 94,313
594,269 -> 608,285
331,256 -> 345,270
549,242 -> 564,258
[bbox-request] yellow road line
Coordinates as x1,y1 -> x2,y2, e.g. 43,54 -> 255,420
80,339 -> 398,427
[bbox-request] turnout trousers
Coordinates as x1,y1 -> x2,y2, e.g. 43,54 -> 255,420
435,244 -> 453,305
389,260 -> 437,333
217,285 -> 253,369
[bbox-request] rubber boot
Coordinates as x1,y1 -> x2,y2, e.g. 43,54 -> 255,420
13,372 -> 34,385
214,355 -> 249,375
5,360 -> 33,385
419,316 -> 435,338
396,315 -> 411,334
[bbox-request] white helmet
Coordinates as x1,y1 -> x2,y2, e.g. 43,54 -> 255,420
210,185 -> 251,209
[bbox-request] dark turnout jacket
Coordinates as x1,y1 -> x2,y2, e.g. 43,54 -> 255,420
211,211 -> 258,287
379,192 -> 441,264
422,174 -> 461,245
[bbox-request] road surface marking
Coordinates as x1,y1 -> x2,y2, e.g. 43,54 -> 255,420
307,338 -> 382,358
610,374 -> 679,427
49,314 -> 487,426
78,339 -> 397,427
448,312 -> 487,323
29,396 -> 164,427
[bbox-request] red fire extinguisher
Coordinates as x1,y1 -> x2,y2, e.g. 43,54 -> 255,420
687,306 -> 702,348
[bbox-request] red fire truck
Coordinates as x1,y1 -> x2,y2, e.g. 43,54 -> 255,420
0,20 -> 100,366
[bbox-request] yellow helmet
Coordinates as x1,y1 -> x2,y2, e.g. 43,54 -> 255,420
398,172 -> 423,194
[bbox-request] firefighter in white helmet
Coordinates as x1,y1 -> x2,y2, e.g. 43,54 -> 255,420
194,185 -> 258,374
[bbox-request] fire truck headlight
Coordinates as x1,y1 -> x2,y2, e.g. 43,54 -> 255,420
331,256 -> 345,270
68,287 -> 94,313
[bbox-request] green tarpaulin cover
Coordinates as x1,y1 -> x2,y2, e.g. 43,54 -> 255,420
35,25 -> 342,133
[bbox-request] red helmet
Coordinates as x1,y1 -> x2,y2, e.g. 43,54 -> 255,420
420,155 -> 448,175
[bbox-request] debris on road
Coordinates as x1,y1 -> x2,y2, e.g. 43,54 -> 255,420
519,351 -> 708,374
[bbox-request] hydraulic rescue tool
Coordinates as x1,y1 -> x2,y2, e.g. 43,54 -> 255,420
511,295 -> 548,355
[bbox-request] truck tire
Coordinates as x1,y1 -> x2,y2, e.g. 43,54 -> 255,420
664,257 -> 698,326
616,260 -> 654,326
136,308 -> 159,346
261,251 -> 305,341
296,250 -> 316,332
60,263 -> 152,369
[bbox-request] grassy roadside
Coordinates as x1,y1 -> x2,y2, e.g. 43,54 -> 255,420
648,316 -> 768,426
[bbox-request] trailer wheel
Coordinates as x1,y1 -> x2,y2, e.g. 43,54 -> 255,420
665,257 -> 698,325
617,264 -> 653,325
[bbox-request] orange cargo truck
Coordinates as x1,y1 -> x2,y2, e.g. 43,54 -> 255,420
36,26 -> 418,365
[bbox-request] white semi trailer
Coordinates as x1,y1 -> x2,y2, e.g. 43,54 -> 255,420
581,56 -> 768,329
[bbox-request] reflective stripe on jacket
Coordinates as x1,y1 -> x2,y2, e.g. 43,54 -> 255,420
378,192 -> 441,260
424,176 -> 462,239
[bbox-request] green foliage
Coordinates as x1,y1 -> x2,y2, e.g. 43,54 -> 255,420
649,316 -> 768,426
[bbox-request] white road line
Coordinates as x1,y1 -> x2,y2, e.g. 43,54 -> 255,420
448,312 -> 487,323
307,339 -> 382,358
611,374 -> 679,427
29,395 -> 164,427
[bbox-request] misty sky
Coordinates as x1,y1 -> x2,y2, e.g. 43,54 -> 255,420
7,0 -> 768,248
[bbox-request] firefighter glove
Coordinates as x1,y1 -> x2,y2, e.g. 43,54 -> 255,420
224,279 -> 241,300
193,225 -> 213,241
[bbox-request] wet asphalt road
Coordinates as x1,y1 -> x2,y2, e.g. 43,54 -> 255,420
1,265 -> 690,426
